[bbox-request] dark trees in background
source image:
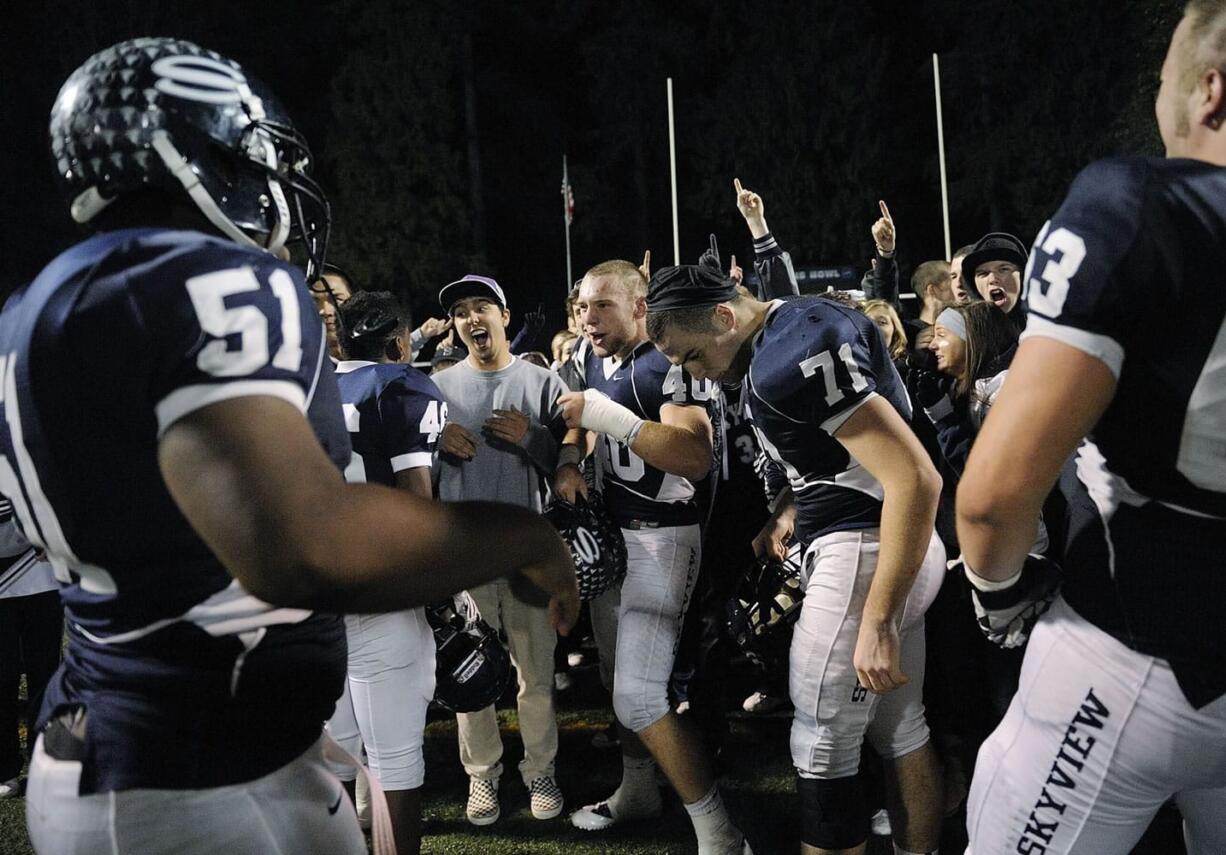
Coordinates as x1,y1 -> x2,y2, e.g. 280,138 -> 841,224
0,0 -> 1184,322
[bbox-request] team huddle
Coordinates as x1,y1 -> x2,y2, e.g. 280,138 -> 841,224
3,2 -> 1226,853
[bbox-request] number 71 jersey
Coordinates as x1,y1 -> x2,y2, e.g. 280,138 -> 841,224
575,337 -> 714,527
744,297 -> 910,542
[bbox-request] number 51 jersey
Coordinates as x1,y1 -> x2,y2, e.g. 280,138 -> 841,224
0,228 -> 352,793
744,296 -> 911,542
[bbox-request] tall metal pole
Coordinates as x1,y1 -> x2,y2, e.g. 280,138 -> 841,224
933,54 -> 952,261
667,77 -> 680,265
562,155 -> 573,294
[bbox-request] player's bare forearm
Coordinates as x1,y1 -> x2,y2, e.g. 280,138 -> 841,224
308,485 -> 573,612
630,419 -> 712,482
835,396 -> 940,624
957,337 -> 1115,581
863,471 -> 940,625
160,395 -> 574,613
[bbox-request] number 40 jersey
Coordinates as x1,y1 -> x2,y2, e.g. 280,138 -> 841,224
0,228 -> 352,792
574,337 -> 715,527
1023,155 -> 1226,706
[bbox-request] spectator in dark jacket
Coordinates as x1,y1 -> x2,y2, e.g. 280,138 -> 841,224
961,233 -> 1029,331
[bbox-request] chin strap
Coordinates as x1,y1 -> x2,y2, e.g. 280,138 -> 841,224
150,130 -> 277,253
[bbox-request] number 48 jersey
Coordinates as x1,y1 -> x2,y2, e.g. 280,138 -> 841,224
334,360 -> 447,486
1022,156 -> 1226,704
744,297 -> 910,542
0,228 -> 351,792
575,337 -> 715,526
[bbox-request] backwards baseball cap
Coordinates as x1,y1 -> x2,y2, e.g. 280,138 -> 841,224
431,342 -> 468,369
646,265 -> 737,313
439,275 -> 507,313
961,233 -> 1028,281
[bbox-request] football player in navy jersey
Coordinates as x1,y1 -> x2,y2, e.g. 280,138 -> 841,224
553,260 -> 750,854
647,265 -> 946,855
326,290 -> 447,855
955,4 -> 1226,852
11,38 -> 577,855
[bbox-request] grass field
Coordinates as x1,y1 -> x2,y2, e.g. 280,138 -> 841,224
0,654 -> 1189,854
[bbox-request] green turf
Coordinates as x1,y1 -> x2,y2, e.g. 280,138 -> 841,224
0,676 -> 808,855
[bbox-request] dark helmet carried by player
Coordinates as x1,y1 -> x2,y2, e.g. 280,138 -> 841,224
725,540 -> 806,666
425,592 -> 511,713
49,37 -> 330,280
543,492 -> 626,601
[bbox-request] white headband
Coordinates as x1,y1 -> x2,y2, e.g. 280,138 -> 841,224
937,307 -> 967,340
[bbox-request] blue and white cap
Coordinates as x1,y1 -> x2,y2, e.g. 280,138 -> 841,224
439,275 -> 507,312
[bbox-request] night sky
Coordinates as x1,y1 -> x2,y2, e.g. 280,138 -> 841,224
0,0 -> 1182,334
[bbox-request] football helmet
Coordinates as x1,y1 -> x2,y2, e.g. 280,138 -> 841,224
425,592 -> 511,713
725,540 -> 805,665
543,492 -> 626,601
49,37 -> 330,280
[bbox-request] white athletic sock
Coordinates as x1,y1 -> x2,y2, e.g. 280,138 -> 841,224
894,845 -> 938,855
685,785 -> 741,854
607,754 -> 660,816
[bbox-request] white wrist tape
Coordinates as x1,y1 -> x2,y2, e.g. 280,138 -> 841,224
580,389 -> 645,445
964,563 -> 1023,592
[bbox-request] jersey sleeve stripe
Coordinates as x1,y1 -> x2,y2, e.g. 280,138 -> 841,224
1021,316 -> 1125,379
391,451 -> 433,472
155,380 -> 307,435
820,391 -> 878,436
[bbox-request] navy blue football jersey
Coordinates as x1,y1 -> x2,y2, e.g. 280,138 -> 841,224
744,297 -> 910,541
0,228 -> 351,792
1022,156 -> 1226,704
335,361 -> 446,486
575,337 -> 715,526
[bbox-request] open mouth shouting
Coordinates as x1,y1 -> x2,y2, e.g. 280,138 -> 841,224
988,286 -> 1009,308
469,327 -> 492,350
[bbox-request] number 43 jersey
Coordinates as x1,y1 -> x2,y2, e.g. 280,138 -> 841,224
0,228 -> 352,792
575,338 -> 715,526
1023,156 -> 1226,705
744,297 -> 910,542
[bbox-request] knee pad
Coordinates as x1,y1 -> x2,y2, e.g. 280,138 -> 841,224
612,678 -> 669,733
796,773 -> 869,850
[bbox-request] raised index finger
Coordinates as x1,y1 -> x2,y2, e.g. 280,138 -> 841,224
734,177 -> 744,194
879,199 -> 893,223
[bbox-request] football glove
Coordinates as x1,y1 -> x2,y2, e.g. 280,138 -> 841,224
966,554 -> 1062,649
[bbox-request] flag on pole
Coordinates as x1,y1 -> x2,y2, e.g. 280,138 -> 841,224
562,162 -> 575,226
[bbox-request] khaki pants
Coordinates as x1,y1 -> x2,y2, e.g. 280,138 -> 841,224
456,580 -> 558,784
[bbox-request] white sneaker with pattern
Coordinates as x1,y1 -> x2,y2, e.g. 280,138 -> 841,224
466,776 -> 500,826
529,775 -> 564,819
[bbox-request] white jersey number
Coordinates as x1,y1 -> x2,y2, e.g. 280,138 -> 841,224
799,343 -> 869,406
600,433 -> 646,482
185,266 -> 303,377
1024,223 -> 1087,319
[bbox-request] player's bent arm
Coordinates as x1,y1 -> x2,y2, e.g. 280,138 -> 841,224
957,336 -> 1116,582
630,403 -> 714,482
394,467 -> 434,500
159,395 -> 579,624
835,395 -> 941,626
